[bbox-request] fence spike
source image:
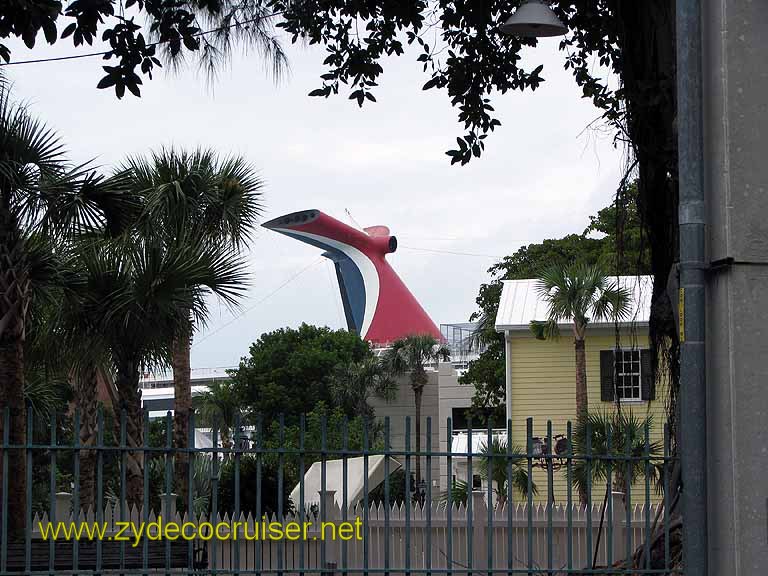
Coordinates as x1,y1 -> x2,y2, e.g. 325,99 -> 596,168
129,503 -> 139,525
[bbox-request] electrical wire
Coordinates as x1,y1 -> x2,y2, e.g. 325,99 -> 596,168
399,245 -> 503,259
0,11 -> 283,67
192,255 -> 323,347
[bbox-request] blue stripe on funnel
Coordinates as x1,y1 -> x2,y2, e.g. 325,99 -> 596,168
276,229 -> 367,335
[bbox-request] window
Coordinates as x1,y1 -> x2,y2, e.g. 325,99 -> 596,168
615,349 -> 642,401
600,348 -> 654,402
472,474 -> 482,489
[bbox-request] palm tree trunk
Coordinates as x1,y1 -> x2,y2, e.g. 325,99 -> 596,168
414,385 -> 423,490
0,328 -> 26,539
75,364 -> 99,511
574,337 -> 589,507
114,359 -> 144,507
574,338 -> 588,421
171,327 -> 191,509
0,220 -> 29,539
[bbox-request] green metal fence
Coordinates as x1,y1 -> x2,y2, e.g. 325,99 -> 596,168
0,407 -> 679,575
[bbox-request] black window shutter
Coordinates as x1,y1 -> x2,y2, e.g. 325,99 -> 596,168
600,350 -> 615,401
641,348 -> 655,400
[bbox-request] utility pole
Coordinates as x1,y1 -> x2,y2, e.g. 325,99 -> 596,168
698,0 -> 768,573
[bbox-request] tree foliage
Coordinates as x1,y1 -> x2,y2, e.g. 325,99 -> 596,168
230,323 -> 374,427
571,410 -> 663,502
477,437 -> 535,506
530,263 -> 630,421
462,188 -> 649,416
329,357 -> 398,421
529,263 -> 631,342
4,2 -> 658,168
3,3 -> 680,410
0,1 -> 287,98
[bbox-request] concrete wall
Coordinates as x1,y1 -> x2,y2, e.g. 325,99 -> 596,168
703,1 -> 768,572
436,362 -> 474,489
368,363 -> 475,494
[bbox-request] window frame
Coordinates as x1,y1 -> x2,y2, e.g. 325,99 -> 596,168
614,348 -> 643,403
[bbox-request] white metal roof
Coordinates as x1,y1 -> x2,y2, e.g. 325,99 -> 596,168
494,275 -> 653,331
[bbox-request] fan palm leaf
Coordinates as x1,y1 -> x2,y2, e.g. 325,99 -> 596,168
571,411 -> 662,504
119,145 -> 261,506
478,437 -> 537,505
0,81 -> 133,536
530,264 -> 632,424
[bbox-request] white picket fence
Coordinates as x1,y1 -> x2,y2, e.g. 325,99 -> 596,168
35,491 -> 660,574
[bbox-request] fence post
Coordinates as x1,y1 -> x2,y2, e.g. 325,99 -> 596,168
319,490 -> 338,575
55,492 -> 72,521
471,490 -> 487,572
160,493 -> 177,520
611,492 -> 626,565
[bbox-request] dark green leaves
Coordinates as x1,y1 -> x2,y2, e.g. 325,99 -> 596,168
274,0 -> 629,167
230,324 -> 374,428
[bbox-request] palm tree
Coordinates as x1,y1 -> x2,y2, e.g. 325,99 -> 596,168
530,264 -> 631,422
0,80 -> 131,535
478,437 -> 536,508
121,147 -> 262,503
72,233 -> 247,505
440,478 -> 470,506
571,411 -> 662,508
329,357 -> 397,420
382,334 -> 450,486
194,378 -> 241,452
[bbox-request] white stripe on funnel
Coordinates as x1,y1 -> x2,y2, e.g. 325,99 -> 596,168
273,228 -> 380,338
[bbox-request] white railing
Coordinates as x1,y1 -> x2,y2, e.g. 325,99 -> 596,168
139,366 -> 236,388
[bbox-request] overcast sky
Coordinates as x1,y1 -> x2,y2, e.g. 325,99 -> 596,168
6,32 -> 624,369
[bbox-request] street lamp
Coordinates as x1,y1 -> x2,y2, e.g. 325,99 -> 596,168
499,0 -> 567,38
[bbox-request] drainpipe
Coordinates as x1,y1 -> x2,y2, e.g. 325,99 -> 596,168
504,332 -> 513,426
677,1 -> 707,574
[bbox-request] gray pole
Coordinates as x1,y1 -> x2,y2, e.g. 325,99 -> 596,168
676,0 -> 707,574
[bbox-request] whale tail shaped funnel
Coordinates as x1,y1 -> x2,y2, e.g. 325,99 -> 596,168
262,210 -> 441,344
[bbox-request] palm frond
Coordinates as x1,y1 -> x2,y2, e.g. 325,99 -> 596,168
439,479 -> 469,506
478,438 -> 537,499
532,263 -> 633,336
570,411 -> 662,498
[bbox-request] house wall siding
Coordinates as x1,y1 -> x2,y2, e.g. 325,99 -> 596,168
507,329 -> 668,503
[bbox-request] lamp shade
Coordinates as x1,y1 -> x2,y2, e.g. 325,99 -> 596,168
500,0 -> 567,38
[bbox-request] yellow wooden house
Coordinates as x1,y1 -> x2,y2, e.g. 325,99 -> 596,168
494,275 -> 667,503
